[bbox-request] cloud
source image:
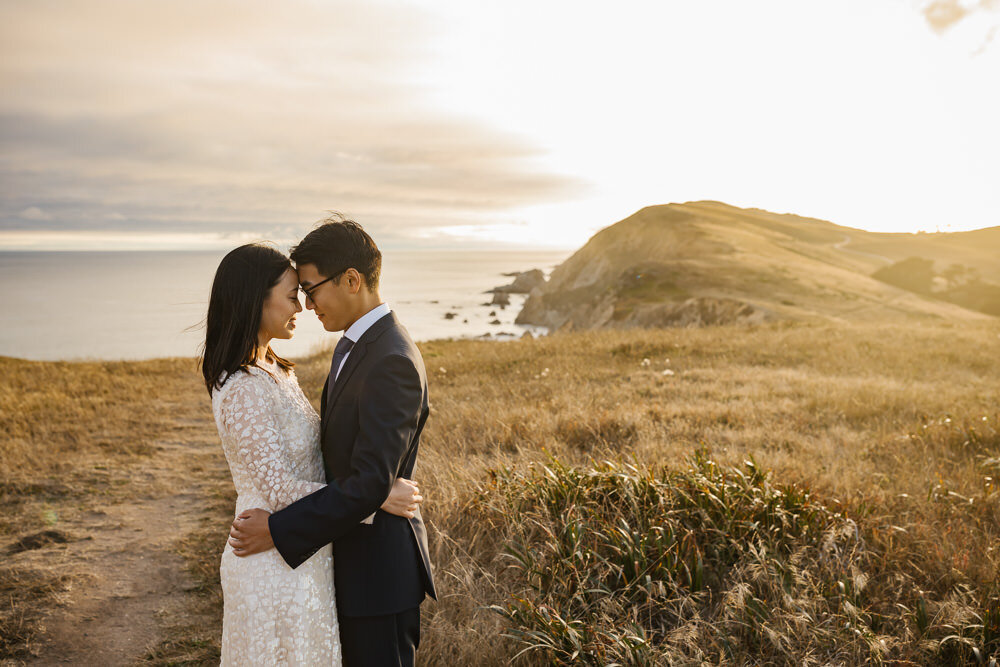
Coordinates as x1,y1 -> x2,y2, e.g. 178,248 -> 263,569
0,0 -> 587,247
923,0 -> 971,33
18,206 -> 51,221
921,0 -> 1000,45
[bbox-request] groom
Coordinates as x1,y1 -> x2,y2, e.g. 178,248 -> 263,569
229,217 -> 436,666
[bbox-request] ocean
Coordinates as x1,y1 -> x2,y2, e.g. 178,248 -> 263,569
0,249 -> 570,361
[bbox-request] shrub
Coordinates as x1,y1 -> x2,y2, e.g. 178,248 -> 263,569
475,452 -> 998,664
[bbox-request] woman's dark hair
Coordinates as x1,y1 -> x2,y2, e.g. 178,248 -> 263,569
201,243 -> 294,394
290,213 -> 381,289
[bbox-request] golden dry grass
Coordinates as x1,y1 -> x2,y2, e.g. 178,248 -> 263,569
0,356 -> 218,662
2,319 -> 999,664
407,321 -> 1000,663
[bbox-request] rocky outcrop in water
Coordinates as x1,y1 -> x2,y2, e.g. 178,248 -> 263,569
490,291 -> 511,307
492,269 -> 546,294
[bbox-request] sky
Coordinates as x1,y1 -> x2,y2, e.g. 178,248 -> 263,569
1,0 -> 998,251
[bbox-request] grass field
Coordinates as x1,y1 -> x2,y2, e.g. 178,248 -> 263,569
2,320 -> 999,664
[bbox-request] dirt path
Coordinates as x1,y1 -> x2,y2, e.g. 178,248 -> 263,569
16,426 -> 228,665
832,233 -> 894,264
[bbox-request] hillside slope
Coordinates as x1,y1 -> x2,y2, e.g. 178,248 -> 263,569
517,201 -> 999,331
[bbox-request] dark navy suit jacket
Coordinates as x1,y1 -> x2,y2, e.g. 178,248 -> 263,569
268,311 -> 436,617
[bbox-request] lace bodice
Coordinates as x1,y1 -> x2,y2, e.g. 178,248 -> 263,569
212,361 -> 325,514
211,359 -> 341,666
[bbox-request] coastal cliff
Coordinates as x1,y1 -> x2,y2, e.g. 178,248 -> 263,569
517,201 -> 1000,331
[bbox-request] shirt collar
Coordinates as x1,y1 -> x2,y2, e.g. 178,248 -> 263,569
343,303 -> 391,343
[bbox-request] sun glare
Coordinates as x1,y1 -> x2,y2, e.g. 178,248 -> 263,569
0,0 -> 997,250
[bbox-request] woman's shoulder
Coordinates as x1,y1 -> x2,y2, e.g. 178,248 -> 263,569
211,365 -> 278,405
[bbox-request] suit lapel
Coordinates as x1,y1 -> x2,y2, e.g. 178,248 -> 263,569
320,373 -> 329,417
321,312 -> 397,432
324,337 -> 367,422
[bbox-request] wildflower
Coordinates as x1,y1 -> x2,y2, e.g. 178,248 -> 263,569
641,358 -> 651,367
662,369 -> 675,376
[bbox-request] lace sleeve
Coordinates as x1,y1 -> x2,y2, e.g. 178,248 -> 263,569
218,373 -> 325,511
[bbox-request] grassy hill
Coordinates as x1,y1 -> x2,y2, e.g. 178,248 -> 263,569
517,201 -> 1000,331
3,321 -> 1000,664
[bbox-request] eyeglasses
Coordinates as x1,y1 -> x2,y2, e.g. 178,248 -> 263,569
299,271 -> 344,302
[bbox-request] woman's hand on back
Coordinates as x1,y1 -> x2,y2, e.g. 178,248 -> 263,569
381,477 -> 423,519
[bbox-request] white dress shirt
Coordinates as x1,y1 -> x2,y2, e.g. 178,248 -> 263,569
334,302 -> 391,381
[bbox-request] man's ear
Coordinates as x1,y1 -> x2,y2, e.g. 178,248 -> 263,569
344,268 -> 363,294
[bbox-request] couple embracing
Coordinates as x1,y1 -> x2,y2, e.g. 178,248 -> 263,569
201,217 -> 436,666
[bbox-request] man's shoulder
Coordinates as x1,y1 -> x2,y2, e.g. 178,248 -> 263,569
366,322 -> 426,379
370,337 -> 423,372
368,314 -> 418,354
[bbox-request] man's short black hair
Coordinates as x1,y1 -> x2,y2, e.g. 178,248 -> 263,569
290,214 -> 381,290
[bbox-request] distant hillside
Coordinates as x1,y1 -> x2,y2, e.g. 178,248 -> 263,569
517,201 -> 1000,331
872,256 -> 1000,316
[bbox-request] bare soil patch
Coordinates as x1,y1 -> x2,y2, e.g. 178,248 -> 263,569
1,357 -> 228,666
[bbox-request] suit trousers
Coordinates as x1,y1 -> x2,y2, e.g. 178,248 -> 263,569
339,606 -> 420,667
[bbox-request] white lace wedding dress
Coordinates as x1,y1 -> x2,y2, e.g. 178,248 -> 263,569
212,359 -> 341,666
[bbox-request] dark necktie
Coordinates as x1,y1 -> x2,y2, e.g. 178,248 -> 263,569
326,336 -> 355,403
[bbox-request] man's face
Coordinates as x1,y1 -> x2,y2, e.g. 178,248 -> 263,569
296,263 -> 353,332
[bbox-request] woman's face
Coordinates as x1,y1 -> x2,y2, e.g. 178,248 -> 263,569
259,268 -> 302,342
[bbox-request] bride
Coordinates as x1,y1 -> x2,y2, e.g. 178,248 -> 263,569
200,243 -> 422,665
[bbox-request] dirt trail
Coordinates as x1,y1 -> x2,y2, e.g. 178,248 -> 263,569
17,427 -> 228,665
832,233 -> 894,264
